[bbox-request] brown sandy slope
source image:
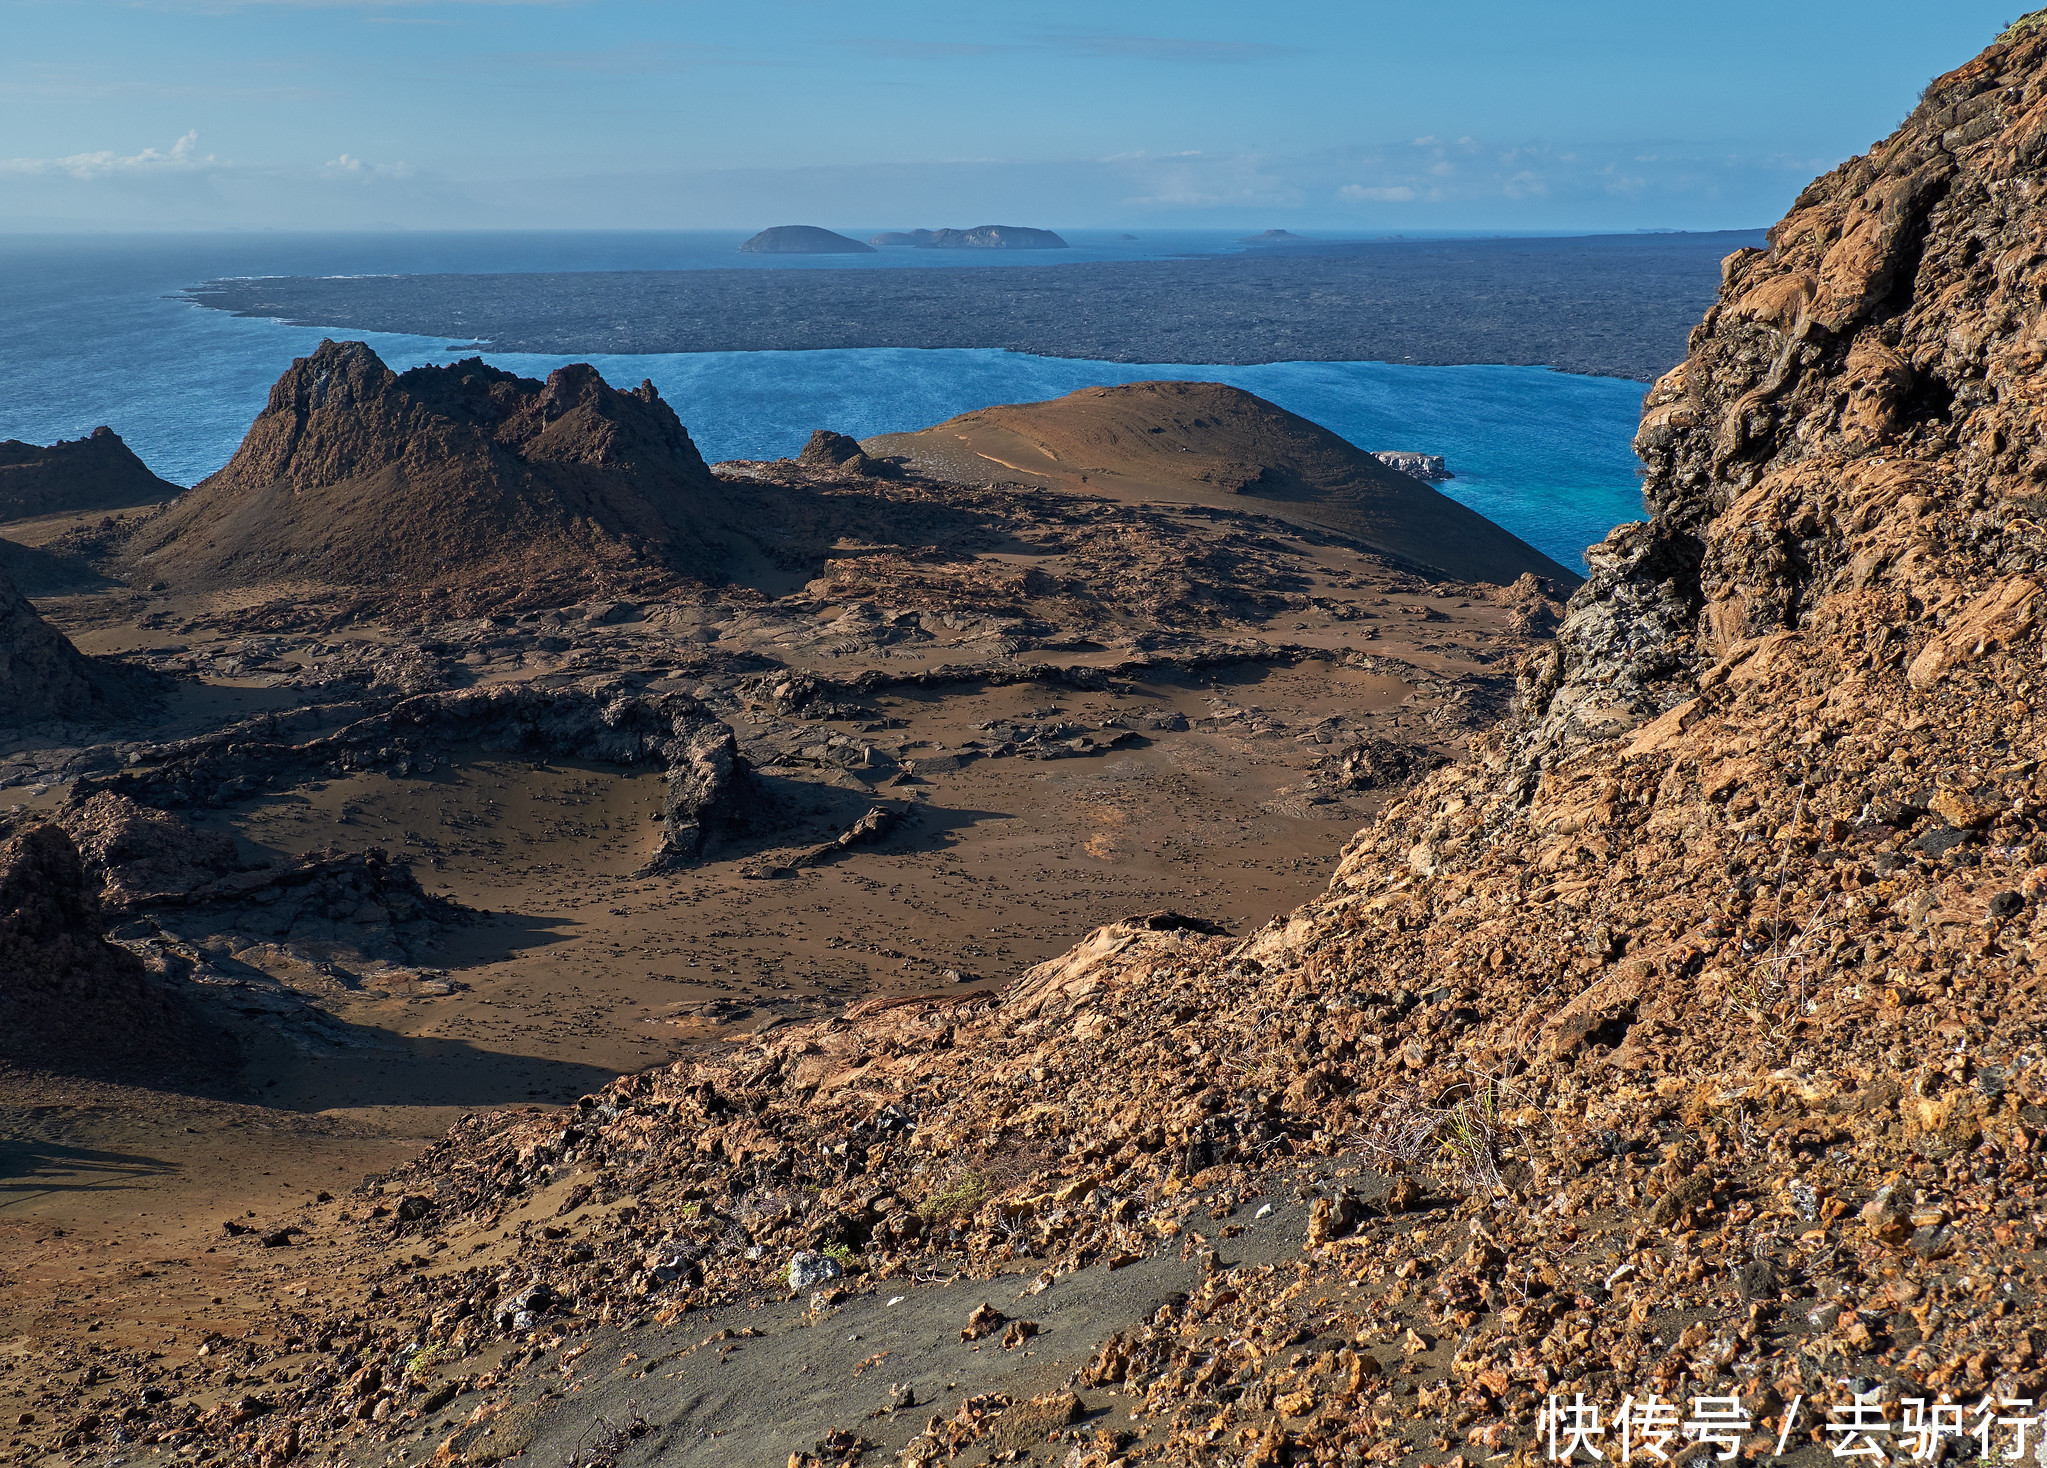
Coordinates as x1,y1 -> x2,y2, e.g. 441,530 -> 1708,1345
865,379 -> 1579,587
117,341 -> 748,615
0,426 -> 179,525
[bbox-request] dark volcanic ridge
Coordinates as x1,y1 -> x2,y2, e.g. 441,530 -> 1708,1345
96,680 -> 756,876
182,229 -> 1766,383
86,344 -> 1563,622
866,379 -> 1576,587
0,425 -> 181,525
113,340 -> 760,615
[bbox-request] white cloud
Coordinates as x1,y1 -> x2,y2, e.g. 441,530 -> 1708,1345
325,153 -> 415,178
1106,150 -> 1304,210
1339,184 -> 1417,202
0,129 -> 219,179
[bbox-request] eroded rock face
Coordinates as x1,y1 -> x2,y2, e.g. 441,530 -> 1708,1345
1523,28 -> 2047,761
1369,451 -> 1451,482
118,342 -> 736,613
0,823 -> 231,1077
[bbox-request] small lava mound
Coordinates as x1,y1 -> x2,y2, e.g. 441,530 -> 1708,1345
865,379 -> 1577,587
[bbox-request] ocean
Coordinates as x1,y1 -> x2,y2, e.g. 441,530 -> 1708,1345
0,232 -> 1653,571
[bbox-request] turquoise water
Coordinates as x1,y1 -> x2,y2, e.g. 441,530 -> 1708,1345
0,233 -> 1647,570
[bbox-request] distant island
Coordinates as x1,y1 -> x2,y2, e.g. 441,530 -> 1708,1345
869,225 -> 1067,250
924,225 -> 1067,249
738,225 -> 875,255
1242,229 -> 1310,243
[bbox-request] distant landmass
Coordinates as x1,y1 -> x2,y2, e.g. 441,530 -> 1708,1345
1242,230 -> 1309,243
182,230 -> 1768,382
871,225 -> 1067,250
919,225 -> 1067,250
738,226 -> 875,255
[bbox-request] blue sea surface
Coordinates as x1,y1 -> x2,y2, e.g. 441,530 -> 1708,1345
0,233 -> 1648,571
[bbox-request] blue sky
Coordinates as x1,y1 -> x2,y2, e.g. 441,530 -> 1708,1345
0,0 -> 2021,232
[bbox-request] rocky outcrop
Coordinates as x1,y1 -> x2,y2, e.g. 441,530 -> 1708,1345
0,823 -> 233,1078
738,226 -> 876,254
56,792 -> 243,908
123,846 -> 464,966
1519,16 -> 2047,765
0,568 -> 151,726
0,426 -> 180,524
795,428 -> 895,478
917,225 -> 1067,250
799,429 -> 865,467
0,534 -> 114,595
116,342 -> 740,614
92,680 -> 757,871
1370,450 -> 1451,481
868,230 -> 934,246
